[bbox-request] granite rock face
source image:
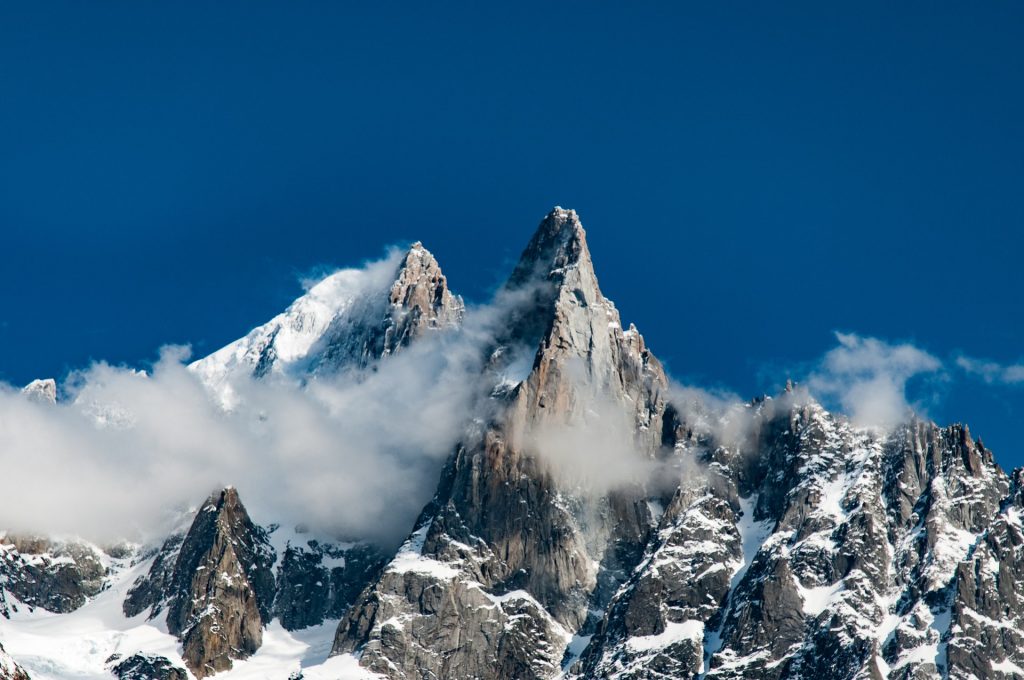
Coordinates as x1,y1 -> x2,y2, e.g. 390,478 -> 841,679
314,242 -> 465,372
578,396 -> 1014,680
946,469 -> 1024,679
272,536 -> 386,631
167,487 -> 275,678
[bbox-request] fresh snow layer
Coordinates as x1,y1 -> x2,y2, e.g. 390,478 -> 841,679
385,523 -> 459,579
794,578 -> 844,616
991,658 -> 1024,676
626,620 -> 704,653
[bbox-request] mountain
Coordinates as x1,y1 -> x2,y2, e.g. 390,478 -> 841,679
2,208 -> 1024,680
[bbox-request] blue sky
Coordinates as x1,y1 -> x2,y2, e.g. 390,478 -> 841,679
2,3 -> 1023,466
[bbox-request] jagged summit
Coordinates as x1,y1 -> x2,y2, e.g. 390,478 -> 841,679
124,486 -> 275,678
190,240 -> 463,400
382,240 -> 464,342
499,207 -> 631,362
507,207 -> 591,288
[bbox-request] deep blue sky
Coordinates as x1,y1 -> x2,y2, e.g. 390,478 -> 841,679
2,3 -> 1023,465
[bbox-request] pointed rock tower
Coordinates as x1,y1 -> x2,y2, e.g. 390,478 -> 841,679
124,488 -> 275,678
331,208 -> 671,678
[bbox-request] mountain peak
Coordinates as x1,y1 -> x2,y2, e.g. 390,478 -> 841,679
163,487 -> 275,677
389,241 -> 462,321
508,206 -> 591,289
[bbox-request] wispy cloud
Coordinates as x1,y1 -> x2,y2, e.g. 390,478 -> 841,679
955,355 -> 1024,385
806,332 -> 943,429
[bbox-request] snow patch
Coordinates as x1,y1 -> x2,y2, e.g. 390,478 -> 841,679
627,620 -> 704,653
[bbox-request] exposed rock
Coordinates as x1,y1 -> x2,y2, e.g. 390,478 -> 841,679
8,206 -> 1024,680
314,241 -> 464,372
325,208 -> 1024,680
579,398 -> 1012,680
124,487 -> 274,678
0,535 -> 105,615
190,241 -> 464,399
122,533 -> 185,619
945,468 -> 1024,679
273,537 -> 386,630
109,653 -> 187,680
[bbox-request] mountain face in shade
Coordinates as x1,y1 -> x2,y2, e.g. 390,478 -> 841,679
2,208 -> 1024,680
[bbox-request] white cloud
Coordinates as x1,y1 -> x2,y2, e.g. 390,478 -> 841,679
955,355 -> 1024,385
806,332 -> 943,430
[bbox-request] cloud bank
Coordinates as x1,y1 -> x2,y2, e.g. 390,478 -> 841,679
1,249 -> 1012,550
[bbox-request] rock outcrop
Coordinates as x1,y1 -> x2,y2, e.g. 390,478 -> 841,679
108,653 -> 187,680
314,242 -> 465,372
577,397 -> 1014,680
272,537 -> 386,631
0,535 -> 105,615
946,468 -> 1024,679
